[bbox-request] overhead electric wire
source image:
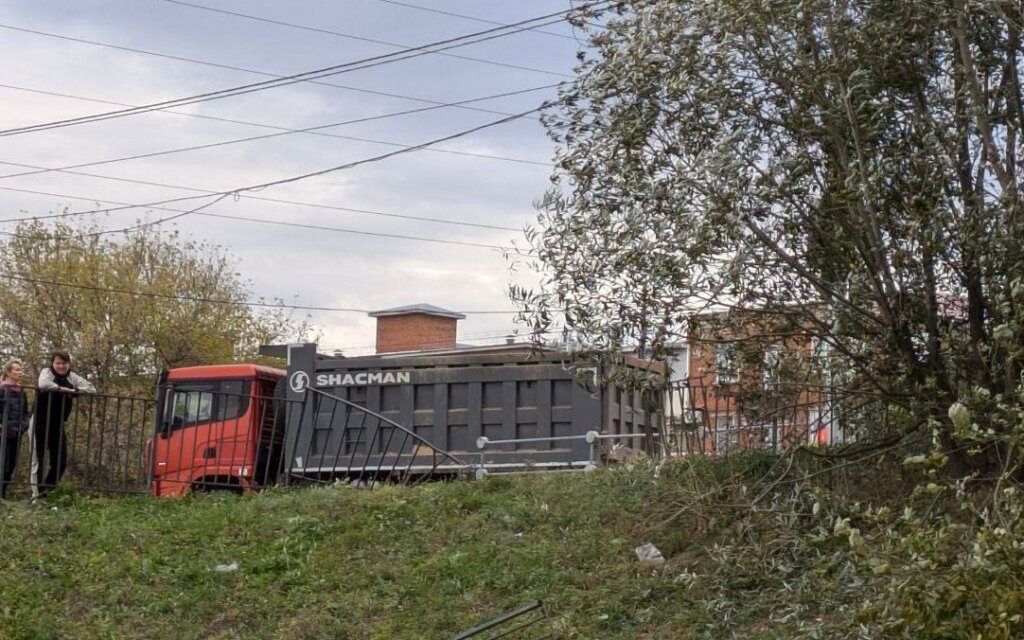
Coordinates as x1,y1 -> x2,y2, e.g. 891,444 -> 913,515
0,185 -> 515,247
0,82 -> 552,167
0,27 -> 533,121
0,184 -> 515,248
188,211 -> 511,249
0,106 -> 543,238
0,19 -> 556,137
0,84 -> 556,182
369,0 -> 576,40
154,0 -> 572,77
0,271 -> 519,314
0,2 -> 605,138
0,182 -> 522,233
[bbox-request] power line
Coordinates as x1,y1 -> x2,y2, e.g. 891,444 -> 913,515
0,185 -> 515,248
0,82 -> 552,167
0,3 -> 603,138
154,0 -> 573,77
0,28 -> 533,121
193,211 -> 512,249
0,20 -> 552,137
0,106 -> 542,239
0,270 -> 519,315
0,182 -> 523,233
368,0 -> 576,40
0,84 -> 555,182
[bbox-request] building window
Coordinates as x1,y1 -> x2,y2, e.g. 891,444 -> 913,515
763,345 -> 781,391
715,342 -> 738,384
808,409 -> 825,444
756,423 -> 778,447
714,414 -> 738,451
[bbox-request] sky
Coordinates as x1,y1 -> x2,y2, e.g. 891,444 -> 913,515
0,0 -> 587,356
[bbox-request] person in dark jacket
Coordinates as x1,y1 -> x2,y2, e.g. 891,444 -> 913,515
0,358 -> 30,500
33,351 -> 95,495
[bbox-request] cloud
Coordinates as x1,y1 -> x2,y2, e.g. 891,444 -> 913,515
0,0 -> 578,350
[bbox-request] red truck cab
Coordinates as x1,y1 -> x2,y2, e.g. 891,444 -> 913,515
150,364 -> 285,496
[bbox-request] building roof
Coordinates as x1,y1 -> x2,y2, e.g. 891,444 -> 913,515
373,341 -> 554,359
367,303 -> 466,320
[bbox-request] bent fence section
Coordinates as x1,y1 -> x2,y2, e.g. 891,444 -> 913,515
1,385 -> 467,498
451,601 -> 554,640
285,387 -> 466,488
0,376 -> 897,497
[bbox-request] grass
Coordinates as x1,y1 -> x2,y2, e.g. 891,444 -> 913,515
5,450 -> 1022,639
0,468 -> 695,639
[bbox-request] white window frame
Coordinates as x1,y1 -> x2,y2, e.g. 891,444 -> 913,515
713,414 -> 739,451
762,345 -> 781,391
715,342 -> 739,385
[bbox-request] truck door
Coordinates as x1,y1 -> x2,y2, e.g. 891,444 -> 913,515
152,379 -> 252,495
152,382 -> 215,495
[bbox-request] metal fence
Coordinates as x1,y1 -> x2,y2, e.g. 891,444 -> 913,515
0,373 -> 900,498
0,387 -> 155,498
150,385 -> 287,495
1,382 -> 468,498
663,378 -> 884,456
285,386 -> 467,488
451,602 -> 554,640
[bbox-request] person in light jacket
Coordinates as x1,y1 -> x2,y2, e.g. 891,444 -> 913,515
33,351 -> 95,495
0,358 -> 30,500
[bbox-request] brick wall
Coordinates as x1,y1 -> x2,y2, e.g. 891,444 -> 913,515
375,313 -> 458,354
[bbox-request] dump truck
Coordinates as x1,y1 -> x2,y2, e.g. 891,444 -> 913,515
150,343 -> 664,495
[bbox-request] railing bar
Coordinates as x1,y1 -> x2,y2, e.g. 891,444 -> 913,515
114,396 -> 127,488
402,436 -> 420,479
342,402 -> 363,476
322,395 -> 348,480
298,391 -> 324,483
309,387 -> 465,469
450,602 -> 543,640
411,452 -> 435,486
258,396 -> 274,487
355,414 -> 381,486
380,425 -> 403,481
484,613 -> 546,639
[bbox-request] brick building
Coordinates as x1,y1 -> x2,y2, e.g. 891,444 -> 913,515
666,312 -> 838,454
367,303 -> 541,357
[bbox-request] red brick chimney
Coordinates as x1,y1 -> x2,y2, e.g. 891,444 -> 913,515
369,304 -> 466,354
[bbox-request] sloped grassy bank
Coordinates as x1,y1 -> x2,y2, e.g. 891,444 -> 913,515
1,452 -> 1023,639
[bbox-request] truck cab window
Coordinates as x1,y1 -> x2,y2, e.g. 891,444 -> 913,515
218,380 -> 249,421
168,386 -> 215,429
162,380 -> 251,433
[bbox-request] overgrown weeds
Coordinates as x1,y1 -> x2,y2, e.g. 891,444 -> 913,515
2,448 -> 1023,638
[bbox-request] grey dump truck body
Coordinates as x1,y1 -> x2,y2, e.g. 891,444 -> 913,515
280,344 -> 664,478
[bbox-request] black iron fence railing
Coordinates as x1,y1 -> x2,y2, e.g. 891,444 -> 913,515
451,602 -> 554,640
0,376 -> 900,498
287,387 -> 466,488
0,383 -> 471,498
0,387 -> 155,498
663,379 -> 888,456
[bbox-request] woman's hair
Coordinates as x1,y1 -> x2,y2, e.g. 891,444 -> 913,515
2,358 -> 24,381
50,350 -> 71,364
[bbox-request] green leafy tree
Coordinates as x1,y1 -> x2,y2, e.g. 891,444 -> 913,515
0,219 -> 314,394
518,0 -> 1023,471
